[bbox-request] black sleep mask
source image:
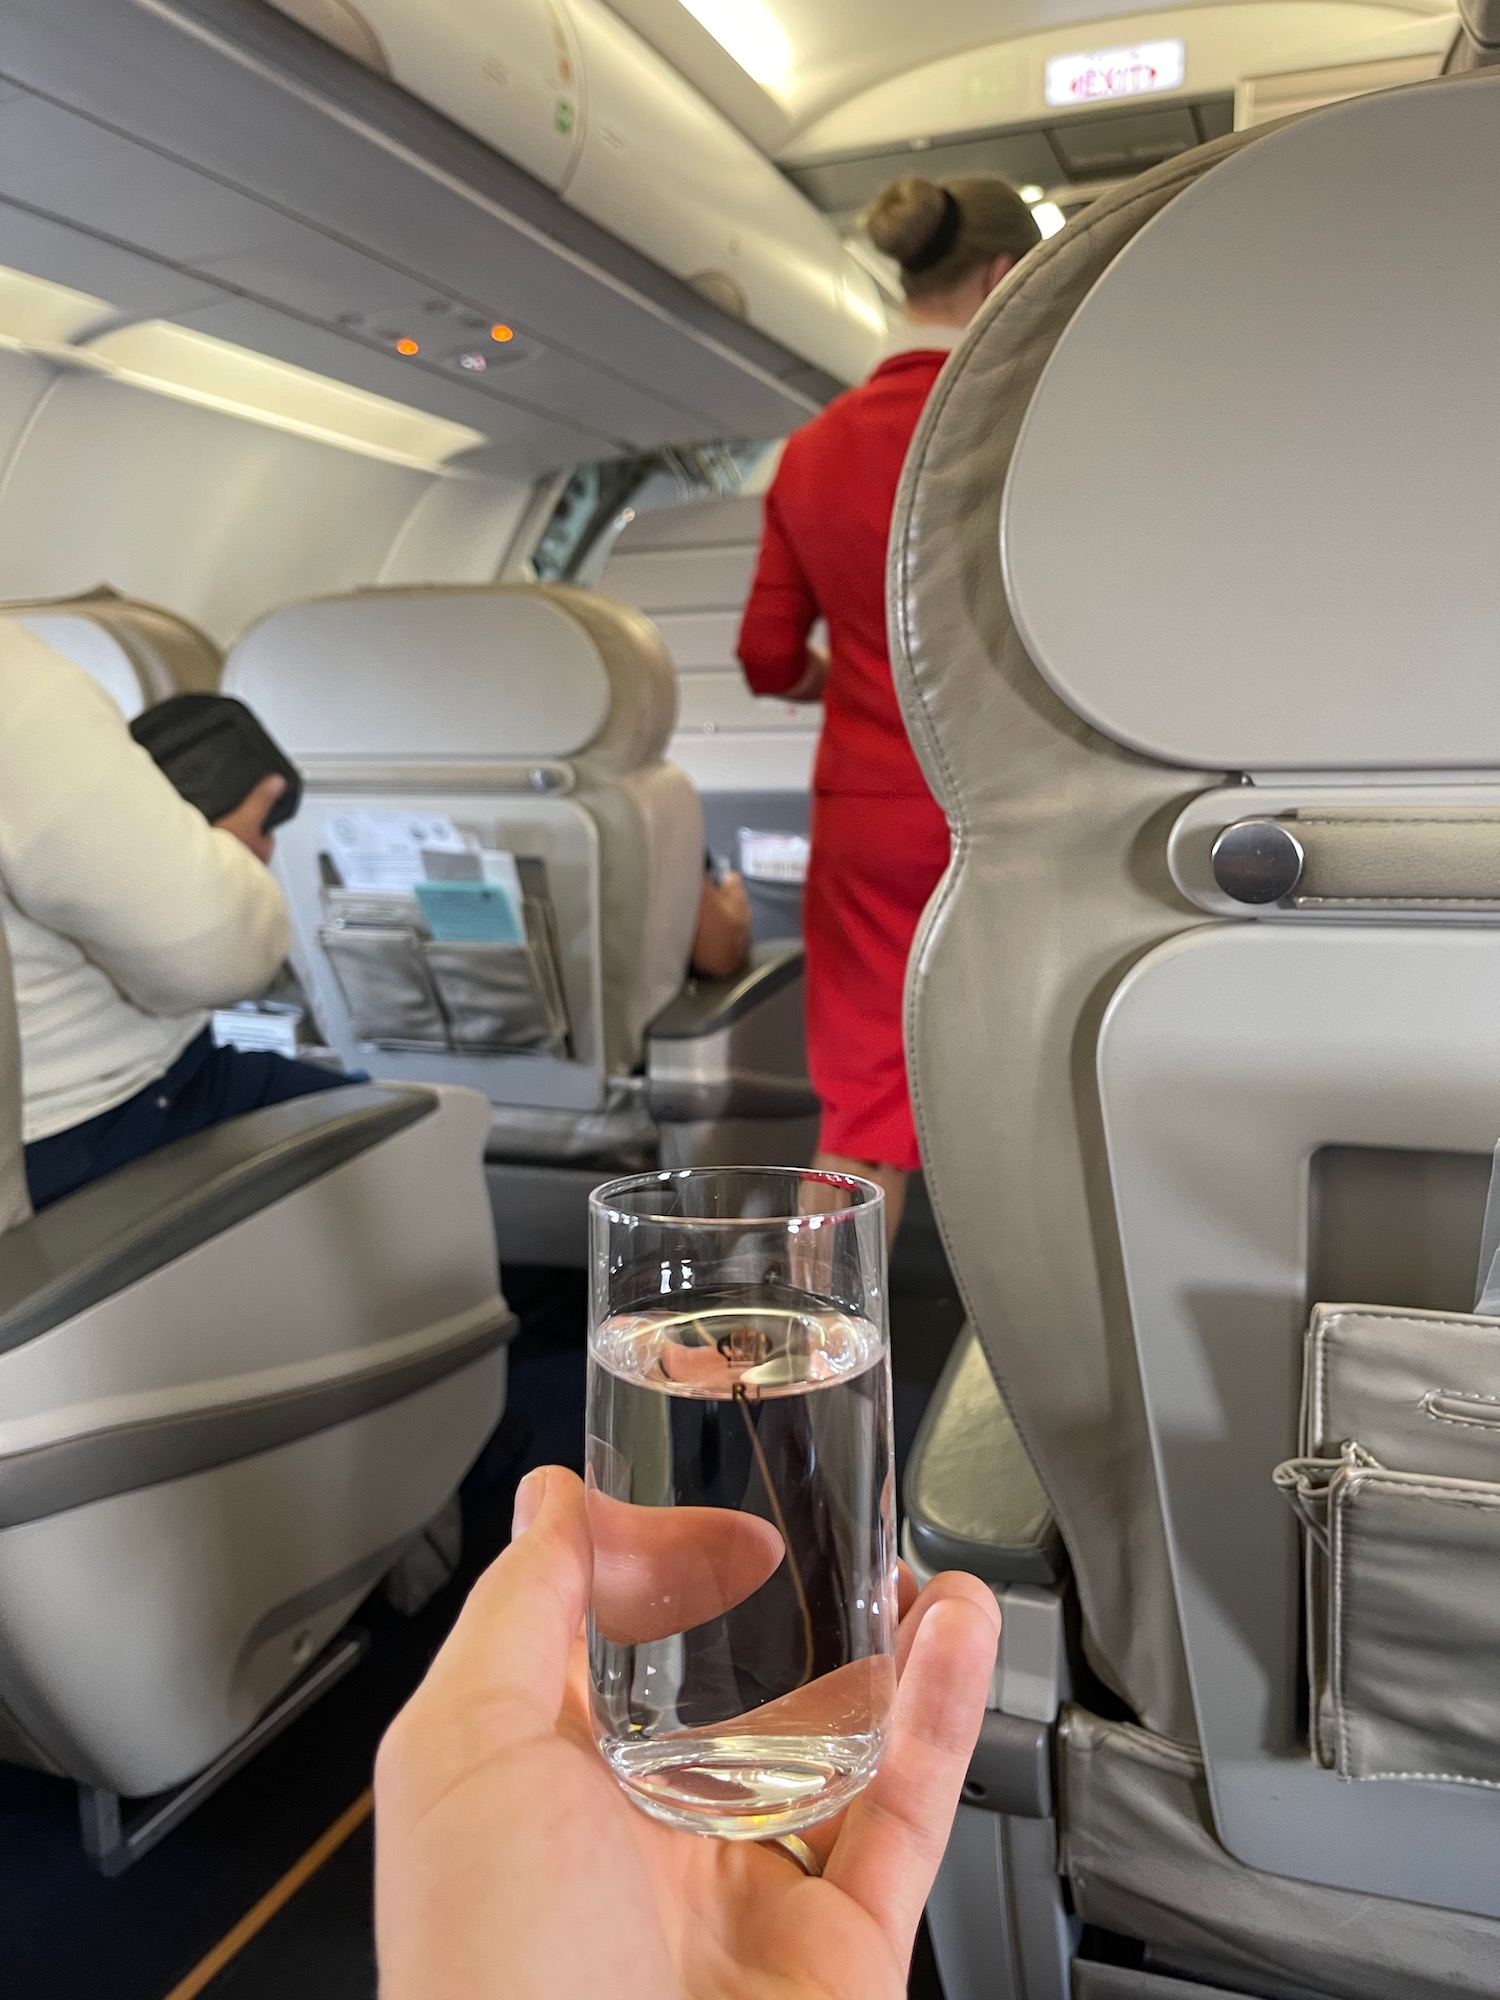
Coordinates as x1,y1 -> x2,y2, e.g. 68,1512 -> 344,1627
130,693 -> 302,831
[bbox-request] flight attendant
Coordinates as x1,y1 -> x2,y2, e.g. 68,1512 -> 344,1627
738,176 -> 1041,1240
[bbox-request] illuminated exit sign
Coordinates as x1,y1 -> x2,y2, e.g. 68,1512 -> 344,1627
1045,39 -> 1185,106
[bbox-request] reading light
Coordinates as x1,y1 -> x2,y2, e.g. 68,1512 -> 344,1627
489,323 -> 515,343
679,0 -> 792,90
1019,184 -> 1044,204
395,337 -> 420,356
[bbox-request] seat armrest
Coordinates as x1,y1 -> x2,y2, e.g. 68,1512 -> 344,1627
646,942 -> 804,1040
646,944 -> 817,1124
0,1085 -> 435,1356
904,1323 -> 1065,1585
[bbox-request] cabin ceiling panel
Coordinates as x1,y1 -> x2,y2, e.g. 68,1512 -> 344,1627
614,0 -> 1449,136
169,296 -> 619,471
0,0 -> 829,460
0,198 -> 233,323
0,120 -> 719,459
788,129 -> 1065,223
177,297 -> 703,463
182,237 -> 738,446
0,124 -> 315,275
779,1 -> 1451,157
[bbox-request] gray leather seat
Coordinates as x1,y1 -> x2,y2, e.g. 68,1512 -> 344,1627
224,583 -> 816,1263
893,64 -> 1500,2000
0,586 -> 221,715
0,919 -> 511,1854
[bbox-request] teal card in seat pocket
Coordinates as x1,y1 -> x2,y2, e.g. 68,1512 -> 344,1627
414,878 -> 524,945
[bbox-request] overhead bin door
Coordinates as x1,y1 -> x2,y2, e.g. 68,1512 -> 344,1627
290,0 -> 585,190
564,0 -> 884,386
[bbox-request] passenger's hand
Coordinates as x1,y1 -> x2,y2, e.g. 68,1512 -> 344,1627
374,1465 -> 1000,2000
690,870 -> 753,980
214,773 -> 285,865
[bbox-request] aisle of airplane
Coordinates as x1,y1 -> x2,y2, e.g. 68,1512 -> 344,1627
0,1 -> 1498,1996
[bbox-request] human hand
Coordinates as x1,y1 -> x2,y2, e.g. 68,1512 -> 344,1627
691,869 -> 754,980
214,773 -> 285,865
786,643 -> 830,703
374,1465 -> 1000,2000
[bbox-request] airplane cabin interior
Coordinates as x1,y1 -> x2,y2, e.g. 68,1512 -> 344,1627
0,0 -> 1498,1994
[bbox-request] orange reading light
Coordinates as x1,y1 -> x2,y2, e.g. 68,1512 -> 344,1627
489,323 -> 515,343
395,337 -> 419,356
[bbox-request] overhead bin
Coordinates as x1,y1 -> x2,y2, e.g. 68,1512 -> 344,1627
266,0 -> 886,384
0,0 -> 840,479
285,0 -> 586,191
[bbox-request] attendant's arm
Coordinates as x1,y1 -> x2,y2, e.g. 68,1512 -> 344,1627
691,870 -> 752,980
737,489 -> 828,703
0,656 -> 290,1015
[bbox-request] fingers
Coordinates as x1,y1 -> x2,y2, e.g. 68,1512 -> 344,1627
895,1567 -> 997,1679
823,1581 -> 1000,1962
896,1558 -> 917,1622
247,771 -> 287,814
215,773 -> 286,863
585,1490 -> 784,1643
406,1467 -> 594,1754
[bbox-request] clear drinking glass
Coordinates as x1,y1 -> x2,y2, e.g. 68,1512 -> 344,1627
586,1167 -> 896,1838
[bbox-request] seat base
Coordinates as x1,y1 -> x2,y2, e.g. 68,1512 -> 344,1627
78,1629 -> 367,1876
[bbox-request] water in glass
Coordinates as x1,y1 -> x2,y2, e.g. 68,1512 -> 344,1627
586,1171 -> 895,1838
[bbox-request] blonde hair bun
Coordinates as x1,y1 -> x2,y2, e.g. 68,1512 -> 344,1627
864,177 -> 950,269
862,172 -> 1042,300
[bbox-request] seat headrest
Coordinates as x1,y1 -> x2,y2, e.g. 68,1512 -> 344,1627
224,583 -> 678,776
0,587 -> 221,719
1001,69 -> 1500,773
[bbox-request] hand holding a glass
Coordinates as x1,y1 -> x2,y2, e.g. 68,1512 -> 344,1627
374,1461 -> 1001,2000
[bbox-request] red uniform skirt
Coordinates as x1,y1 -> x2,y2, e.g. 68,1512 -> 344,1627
802,791 -> 951,1173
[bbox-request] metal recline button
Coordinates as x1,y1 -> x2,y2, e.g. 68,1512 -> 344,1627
1210,819 -> 1306,905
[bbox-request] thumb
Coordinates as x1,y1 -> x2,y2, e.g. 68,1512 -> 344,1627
414,1468 -> 593,1748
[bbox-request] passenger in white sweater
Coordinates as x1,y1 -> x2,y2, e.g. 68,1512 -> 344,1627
1,620 -> 353,1210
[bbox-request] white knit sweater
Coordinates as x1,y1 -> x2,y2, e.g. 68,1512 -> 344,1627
0,622 -> 290,1143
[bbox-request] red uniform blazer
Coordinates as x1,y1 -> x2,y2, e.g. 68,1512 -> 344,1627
737,349 -> 948,801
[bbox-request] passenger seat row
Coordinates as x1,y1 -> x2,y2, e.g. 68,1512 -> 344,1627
6,577 -> 817,1261
0,571 -> 815,1860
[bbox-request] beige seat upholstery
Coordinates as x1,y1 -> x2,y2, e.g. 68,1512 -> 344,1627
0,913 -> 510,1851
225,583 -> 815,1260
1,587 -> 220,717
227,582 -> 702,1085
892,67 -> 1500,2000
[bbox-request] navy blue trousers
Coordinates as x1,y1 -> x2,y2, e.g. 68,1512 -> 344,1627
24,1029 -> 356,1211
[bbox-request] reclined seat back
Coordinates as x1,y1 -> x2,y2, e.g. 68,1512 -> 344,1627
225,584 -> 702,1116
891,64 -> 1500,1988
0,587 -> 220,716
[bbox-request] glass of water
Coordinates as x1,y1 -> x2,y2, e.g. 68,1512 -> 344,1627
586,1167 -> 895,1838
